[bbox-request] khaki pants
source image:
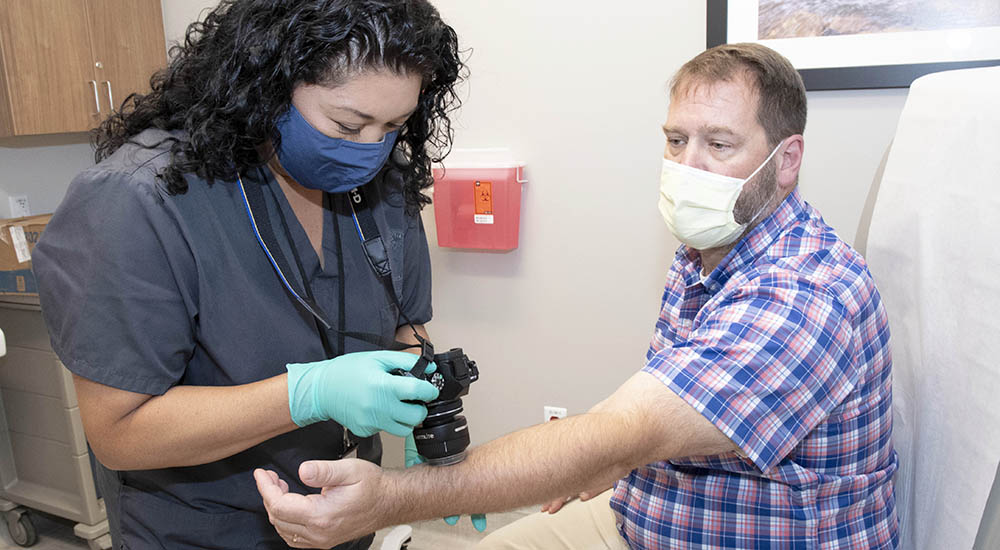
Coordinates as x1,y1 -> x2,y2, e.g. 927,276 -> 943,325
475,490 -> 630,550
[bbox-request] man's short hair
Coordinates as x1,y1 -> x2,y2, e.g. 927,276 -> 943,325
670,43 -> 807,147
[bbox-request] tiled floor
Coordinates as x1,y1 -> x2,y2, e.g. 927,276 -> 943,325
0,507 -> 532,550
0,511 -> 89,550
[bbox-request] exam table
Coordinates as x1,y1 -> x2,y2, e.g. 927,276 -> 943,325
857,65 -> 1000,550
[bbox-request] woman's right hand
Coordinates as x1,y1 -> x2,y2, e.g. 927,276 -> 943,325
286,351 -> 439,437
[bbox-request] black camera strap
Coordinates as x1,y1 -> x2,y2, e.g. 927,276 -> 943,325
347,186 -> 434,378
237,171 -> 434,376
275,187 -> 341,359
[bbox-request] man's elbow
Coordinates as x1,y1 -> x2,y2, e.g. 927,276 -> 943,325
606,372 -> 738,464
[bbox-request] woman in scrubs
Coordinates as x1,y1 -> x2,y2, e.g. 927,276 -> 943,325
31,1 -> 464,548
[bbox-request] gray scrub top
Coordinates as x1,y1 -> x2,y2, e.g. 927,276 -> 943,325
32,129 -> 432,549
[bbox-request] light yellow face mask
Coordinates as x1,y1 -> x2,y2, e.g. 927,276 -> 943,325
658,140 -> 784,250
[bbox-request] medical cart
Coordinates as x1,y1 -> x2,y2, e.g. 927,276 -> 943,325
0,296 -> 110,549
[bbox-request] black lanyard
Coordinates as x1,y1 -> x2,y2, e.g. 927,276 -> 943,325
238,170 -> 434,376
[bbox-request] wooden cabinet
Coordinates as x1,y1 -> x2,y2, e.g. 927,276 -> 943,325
0,0 -> 167,137
87,0 -> 168,121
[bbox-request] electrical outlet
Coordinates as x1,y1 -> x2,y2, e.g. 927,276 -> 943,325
9,195 -> 30,218
544,406 -> 567,422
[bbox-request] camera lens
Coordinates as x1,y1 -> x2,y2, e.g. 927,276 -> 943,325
413,399 -> 470,466
394,346 -> 479,466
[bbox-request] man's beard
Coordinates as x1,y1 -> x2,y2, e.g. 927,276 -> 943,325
733,160 -> 777,225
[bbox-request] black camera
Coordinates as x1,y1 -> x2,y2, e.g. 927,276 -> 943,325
393,347 -> 479,465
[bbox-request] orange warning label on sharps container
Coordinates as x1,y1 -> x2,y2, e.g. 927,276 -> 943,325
474,181 -> 495,225
474,181 -> 493,214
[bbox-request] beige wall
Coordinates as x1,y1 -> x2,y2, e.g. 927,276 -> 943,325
426,0 -> 908,446
0,134 -> 93,217
0,1 -> 907,446
160,0 -> 215,47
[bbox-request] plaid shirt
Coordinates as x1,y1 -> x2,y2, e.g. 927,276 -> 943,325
610,190 -> 897,549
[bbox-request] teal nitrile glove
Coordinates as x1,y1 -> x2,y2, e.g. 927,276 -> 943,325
404,433 -> 424,468
405,435 -> 488,532
287,350 -> 439,437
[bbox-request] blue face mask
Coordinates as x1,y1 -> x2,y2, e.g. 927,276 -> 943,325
274,105 -> 399,193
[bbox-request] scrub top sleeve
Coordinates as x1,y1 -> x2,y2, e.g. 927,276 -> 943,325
642,278 -> 860,473
399,209 -> 433,326
34,168 -> 197,395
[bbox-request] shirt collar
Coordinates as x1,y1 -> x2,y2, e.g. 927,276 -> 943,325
675,188 -> 808,292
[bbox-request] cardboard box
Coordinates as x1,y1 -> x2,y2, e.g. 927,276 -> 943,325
0,214 -> 51,296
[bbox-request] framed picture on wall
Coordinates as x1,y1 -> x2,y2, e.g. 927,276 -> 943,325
706,0 -> 1000,90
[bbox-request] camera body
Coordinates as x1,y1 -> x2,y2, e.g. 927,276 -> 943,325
393,347 -> 479,465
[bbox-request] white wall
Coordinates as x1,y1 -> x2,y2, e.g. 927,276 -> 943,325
160,0 -> 216,46
0,0 -> 909,445
428,0 -> 909,444
0,134 -> 93,218
799,88 -> 907,244
422,0 -> 699,441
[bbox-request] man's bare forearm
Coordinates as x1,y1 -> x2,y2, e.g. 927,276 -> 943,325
374,370 -> 732,523
253,372 -> 736,547
379,411 -> 637,522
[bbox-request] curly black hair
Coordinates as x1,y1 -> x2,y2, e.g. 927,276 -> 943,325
93,0 -> 466,212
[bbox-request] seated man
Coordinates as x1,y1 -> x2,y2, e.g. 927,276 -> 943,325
254,43 -> 898,550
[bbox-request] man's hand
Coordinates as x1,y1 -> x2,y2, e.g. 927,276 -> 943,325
540,481 -> 615,514
254,459 -> 386,548
255,371 -> 736,544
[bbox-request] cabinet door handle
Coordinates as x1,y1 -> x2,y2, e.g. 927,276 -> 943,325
90,80 -> 101,115
104,81 -> 115,112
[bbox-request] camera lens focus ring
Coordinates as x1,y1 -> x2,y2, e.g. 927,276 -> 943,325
413,414 -> 470,466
